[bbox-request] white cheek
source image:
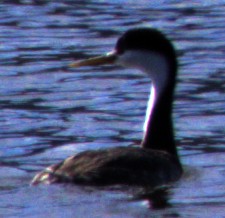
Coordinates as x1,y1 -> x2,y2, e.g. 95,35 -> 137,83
116,52 -> 137,68
117,50 -> 169,93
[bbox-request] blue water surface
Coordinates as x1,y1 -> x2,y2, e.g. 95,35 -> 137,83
0,1 -> 224,217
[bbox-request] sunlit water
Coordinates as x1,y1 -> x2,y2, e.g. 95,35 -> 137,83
0,1 -> 224,217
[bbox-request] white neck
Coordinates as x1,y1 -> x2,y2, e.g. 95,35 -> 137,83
143,85 -> 155,132
116,50 -> 170,133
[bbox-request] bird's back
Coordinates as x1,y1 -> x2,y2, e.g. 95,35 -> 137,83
31,146 -> 182,186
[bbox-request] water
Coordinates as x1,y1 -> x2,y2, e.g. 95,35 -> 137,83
0,1 -> 225,217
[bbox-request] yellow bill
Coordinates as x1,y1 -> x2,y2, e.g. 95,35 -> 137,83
69,52 -> 117,68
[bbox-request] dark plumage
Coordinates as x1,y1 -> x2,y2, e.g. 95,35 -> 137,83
32,147 -> 181,186
31,28 -> 182,186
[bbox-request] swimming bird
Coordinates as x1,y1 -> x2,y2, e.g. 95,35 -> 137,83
31,28 -> 182,186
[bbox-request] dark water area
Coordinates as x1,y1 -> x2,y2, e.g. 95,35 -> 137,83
0,0 -> 225,217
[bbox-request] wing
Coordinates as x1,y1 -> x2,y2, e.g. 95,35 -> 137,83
31,146 -> 182,186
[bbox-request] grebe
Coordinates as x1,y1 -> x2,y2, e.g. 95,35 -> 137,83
31,28 -> 182,186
